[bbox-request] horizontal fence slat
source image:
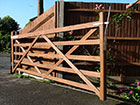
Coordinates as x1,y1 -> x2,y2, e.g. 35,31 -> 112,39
14,52 -> 100,62
14,39 -> 100,47
67,9 -> 140,13
16,68 -> 97,93
14,60 -> 100,78
14,52 -> 57,59
50,39 -> 100,46
67,55 -> 100,62
12,21 -> 99,40
107,36 -> 140,40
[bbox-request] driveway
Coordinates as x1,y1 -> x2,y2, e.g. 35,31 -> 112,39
0,54 -> 133,105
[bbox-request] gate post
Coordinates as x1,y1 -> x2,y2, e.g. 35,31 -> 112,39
99,12 -> 106,100
11,31 -> 14,74
56,0 -> 64,78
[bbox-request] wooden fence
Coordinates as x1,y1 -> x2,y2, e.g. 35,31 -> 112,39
64,2 -> 140,78
11,12 -> 107,100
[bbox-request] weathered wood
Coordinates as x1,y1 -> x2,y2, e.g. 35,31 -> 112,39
19,6 -> 55,33
42,35 -> 100,96
12,21 -> 99,40
14,60 -> 100,78
67,55 -> 100,62
17,68 -> 98,92
11,31 -> 14,73
14,39 -> 100,47
107,36 -> 140,40
46,29 -> 97,75
31,13 -> 54,32
14,43 -> 51,49
99,12 -> 106,100
14,52 -> 100,62
15,40 -> 41,74
12,35 -> 40,73
67,8 -> 140,13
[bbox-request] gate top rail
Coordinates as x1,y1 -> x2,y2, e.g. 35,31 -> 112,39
11,20 -> 108,40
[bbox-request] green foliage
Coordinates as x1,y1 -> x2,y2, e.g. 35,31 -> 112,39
0,16 -> 19,52
112,6 -> 136,29
95,63 -> 100,72
13,73 -> 24,78
13,73 -> 31,79
120,82 -> 140,104
106,51 -> 115,63
0,33 -> 11,52
43,79 -> 51,84
0,16 -> 19,34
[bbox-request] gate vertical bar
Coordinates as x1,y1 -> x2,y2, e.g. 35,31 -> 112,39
99,12 -> 106,100
11,31 -> 14,74
15,32 -> 17,63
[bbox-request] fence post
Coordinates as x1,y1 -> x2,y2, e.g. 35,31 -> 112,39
99,12 -> 106,100
11,31 -> 14,74
56,0 -> 64,78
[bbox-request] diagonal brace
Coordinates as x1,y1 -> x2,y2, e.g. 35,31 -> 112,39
46,29 -> 97,75
15,40 -> 41,74
12,35 -> 40,73
42,35 -> 100,96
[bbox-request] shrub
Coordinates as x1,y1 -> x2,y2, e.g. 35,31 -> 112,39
0,33 -> 11,52
120,82 -> 140,104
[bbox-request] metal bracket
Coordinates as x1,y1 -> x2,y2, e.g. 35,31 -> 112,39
93,22 -> 109,26
11,35 -> 18,39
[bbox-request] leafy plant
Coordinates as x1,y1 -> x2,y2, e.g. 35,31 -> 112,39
106,51 -> 115,63
0,16 -> 19,53
120,82 -> 140,104
112,5 -> 136,29
0,33 -> 11,52
13,73 -> 24,78
13,73 -> 32,79
0,16 -> 19,35
43,79 -> 51,84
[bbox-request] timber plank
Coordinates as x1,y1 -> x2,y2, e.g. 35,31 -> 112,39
12,21 -> 99,40
16,68 -> 99,93
12,35 -> 40,73
99,12 -> 106,100
14,60 -> 100,78
15,40 -> 41,74
14,52 -> 100,62
67,8 -> 140,13
14,39 -> 100,47
11,32 -> 14,73
46,29 -> 97,76
42,35 -> 100,96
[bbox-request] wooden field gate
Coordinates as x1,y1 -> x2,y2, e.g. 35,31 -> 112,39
11,12 -> 107,100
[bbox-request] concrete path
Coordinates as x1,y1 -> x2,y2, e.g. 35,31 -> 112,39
0,54 -> 132,105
